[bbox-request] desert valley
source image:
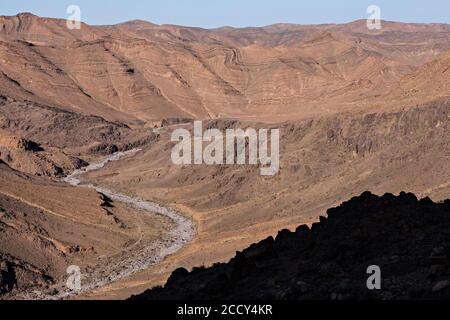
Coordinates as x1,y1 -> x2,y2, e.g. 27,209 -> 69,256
1,12 -> 450,300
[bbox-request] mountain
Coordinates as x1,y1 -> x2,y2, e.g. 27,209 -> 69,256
1,13 -> 450,299
383,52 -> 450,106
0,95 -> 155,153
0,13 -> 105,45
81,100 -> 450,300
0,94 -> 162,297
1,14 -> 450,123
0,158 -> 158,295
131,192 -> 450,300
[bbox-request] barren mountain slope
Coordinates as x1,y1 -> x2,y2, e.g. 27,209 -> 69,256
0,94 -> 168,297
1,14 -> 449,123
1,13 -> 450,299
0,96 -> 156,156
0,159 -> 171,296
382,52 -> 450,107
0,12 -> 105,45
81,101 -> 450,299
110,19 -> 450,49
0,128 -> 86,177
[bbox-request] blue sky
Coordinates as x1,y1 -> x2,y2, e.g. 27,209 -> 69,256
1,0 -> 449,28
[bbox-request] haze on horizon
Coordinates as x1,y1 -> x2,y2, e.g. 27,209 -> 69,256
1,0 -> 449,28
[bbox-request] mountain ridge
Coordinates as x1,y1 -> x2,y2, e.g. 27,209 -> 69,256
131,191 -> 450,300
1,13 -> 449,124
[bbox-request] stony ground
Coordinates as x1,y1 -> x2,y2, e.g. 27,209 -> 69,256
132,192 -> 450,300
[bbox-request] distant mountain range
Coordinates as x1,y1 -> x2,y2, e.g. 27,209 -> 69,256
0,13 -> 449,124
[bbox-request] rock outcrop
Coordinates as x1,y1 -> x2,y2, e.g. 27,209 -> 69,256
131,192 -> 450,300
0,135 -> 42,152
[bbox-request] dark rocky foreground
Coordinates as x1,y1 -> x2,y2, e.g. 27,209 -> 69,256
131,192 -> 450,300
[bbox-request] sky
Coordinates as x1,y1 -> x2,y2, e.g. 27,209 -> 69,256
0,0 -> 449,28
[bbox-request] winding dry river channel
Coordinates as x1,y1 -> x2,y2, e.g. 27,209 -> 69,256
21,149 -> 196,300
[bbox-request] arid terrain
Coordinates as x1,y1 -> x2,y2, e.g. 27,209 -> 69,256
1,12 -> 450,299
132,192 -> 450,300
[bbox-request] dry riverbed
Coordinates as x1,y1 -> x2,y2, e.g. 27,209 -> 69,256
15,150 -> 196,300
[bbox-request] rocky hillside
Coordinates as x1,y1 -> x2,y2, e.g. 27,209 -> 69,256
131,192 -> 450,300
84,100 -> 450,285
1,13 -> 449,123
0,159 -> 172,297
1,12 -> 450,299
0,96 -> 157,176
0,96 -> 156,156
